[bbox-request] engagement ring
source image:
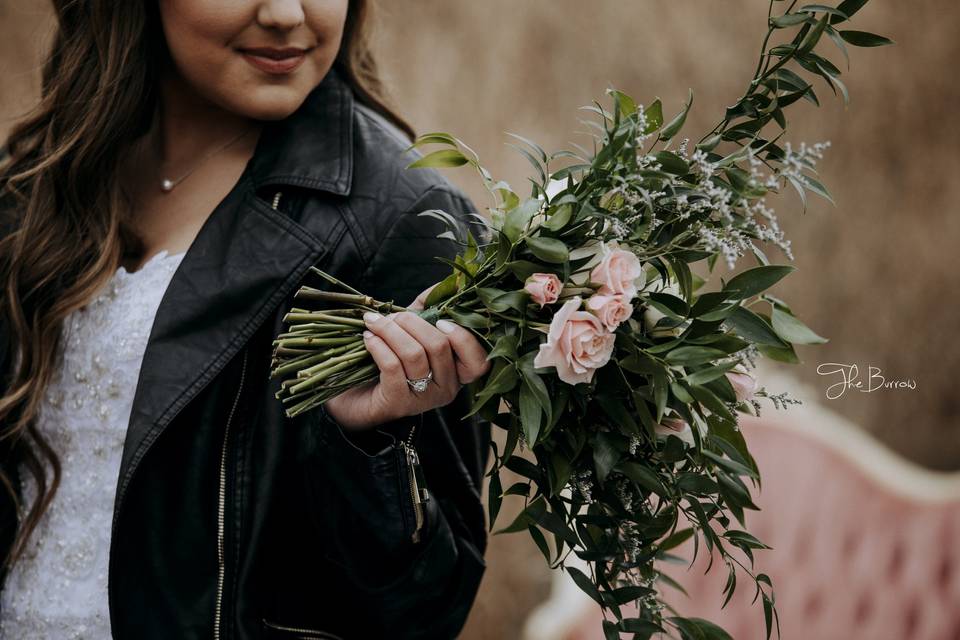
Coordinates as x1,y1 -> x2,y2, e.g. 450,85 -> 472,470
406,371 -> 434,394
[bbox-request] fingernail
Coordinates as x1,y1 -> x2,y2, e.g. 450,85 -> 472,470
436,319 -> 456,334
363,311 -> 382,324
363,330 -> 374,340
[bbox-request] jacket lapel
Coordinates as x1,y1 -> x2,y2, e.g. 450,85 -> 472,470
113,66 -> 356,523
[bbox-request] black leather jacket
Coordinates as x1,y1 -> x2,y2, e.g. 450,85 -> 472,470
0,66 -> 491,639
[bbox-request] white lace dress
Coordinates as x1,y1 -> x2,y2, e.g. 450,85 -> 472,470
0,249 -> 187,639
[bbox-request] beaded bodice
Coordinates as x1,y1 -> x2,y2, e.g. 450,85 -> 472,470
0,249 -> 186,639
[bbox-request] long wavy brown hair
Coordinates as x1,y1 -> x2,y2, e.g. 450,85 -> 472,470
0,0 -> 412,574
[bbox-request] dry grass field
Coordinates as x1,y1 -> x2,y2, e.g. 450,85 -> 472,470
2,2 -> 958,638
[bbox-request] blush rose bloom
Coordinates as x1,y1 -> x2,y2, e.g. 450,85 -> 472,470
654,416 -> 696,447
726,366 -> 758,402
524,273 -> 562,307
586,293 -> 634,331
590,244 -> 643,299
533,297 -> 615,385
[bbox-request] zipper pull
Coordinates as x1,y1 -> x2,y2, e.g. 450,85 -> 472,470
402,440 -> 428,543
271,191 -> 283,210
400,413 -> 428,543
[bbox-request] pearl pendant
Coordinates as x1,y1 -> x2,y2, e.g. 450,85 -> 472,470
160,179 -> 175,192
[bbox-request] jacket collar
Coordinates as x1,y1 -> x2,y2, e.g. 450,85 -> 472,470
112,69 -> 355,532
248,64 -> 354,196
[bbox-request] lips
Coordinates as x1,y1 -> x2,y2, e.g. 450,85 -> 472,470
238,46 -> 312,75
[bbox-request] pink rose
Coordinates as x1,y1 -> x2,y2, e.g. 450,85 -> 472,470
590,245 -> 643,299
524,272 -> 562,307
726,367 -> 758,402
586,293 -> 634,331
533,297 -> 615,385
654,416 -> 695,446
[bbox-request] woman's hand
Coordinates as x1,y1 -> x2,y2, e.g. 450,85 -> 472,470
323,284 -> 491,431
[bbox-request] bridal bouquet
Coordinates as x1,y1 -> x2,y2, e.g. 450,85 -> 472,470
270,2 -> 890,638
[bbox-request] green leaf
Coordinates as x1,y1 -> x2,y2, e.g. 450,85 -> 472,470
771,12 -> 810,28
593,432 -> 623,483
425,271 -> 460,307
723,265 -> 795,299
830,0 -> 868,24
658,528 -> 695,552
503,198 -> 541,243
619,618 -> 664,635
798,173 -> 836,204
653,150 -> 690,175
797,11 -> 829,56
406,132 -> 458,149
771,307 -> 828,344
724,306 -> 789,347
446,307 -> 492,330
519,380 -> 542,446
406,149 -> 469,169
653,371 -> 668,422
647,291 -> 690,317
683,361 -> 740,386
689,384 -> 736,424
487,470 -> 506,535
758,342 -> 800,364
487,334 -> 519,361
504,131 -> 548,162
607,88 -> 638,116
839,29 -> 894,47
665,346 -> 727,366
723,530 -> 772,550
504,456 -> 543,485
599,395 -> 640,436
660,88 -> 694,140
616,461 -> 667,497
696,134 -> 722,152
543,203 -> 573,231
494,494 -> 546,534
475,362 -> 519,403
506,260 -> 544,283
567,566 -> 604,606
525,236 -> 569,263
669,616 -> 734,640
527,523 -> 552,565
643,99 -> 664,134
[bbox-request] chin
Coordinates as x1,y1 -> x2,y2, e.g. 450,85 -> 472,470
227,88 -> 311,121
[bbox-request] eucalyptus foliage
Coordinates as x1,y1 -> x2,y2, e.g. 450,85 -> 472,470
270,2 -> 890,638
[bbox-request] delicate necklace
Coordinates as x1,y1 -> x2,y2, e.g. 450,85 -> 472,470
159,125 -> 257,193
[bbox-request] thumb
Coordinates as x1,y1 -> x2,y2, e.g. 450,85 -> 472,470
408,283 -> 438,312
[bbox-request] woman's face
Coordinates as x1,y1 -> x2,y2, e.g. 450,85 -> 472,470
158,0 -> 350,120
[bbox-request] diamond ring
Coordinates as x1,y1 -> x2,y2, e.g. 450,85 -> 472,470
406,370 -> 434,394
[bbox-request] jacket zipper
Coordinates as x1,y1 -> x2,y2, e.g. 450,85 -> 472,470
402,415 -> 428,543
262,617 -> 345,639
214,347 -> 249,640
271,188 -> 427,543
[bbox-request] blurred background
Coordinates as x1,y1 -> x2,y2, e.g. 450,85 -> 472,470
2,1 -> 958,638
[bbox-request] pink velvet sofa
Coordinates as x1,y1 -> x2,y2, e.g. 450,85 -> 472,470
522,370 -> 960,640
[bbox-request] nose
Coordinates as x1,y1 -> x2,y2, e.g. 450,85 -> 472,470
256,0 -> 306,30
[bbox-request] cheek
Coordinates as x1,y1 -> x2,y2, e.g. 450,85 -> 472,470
160,1 -> 249,84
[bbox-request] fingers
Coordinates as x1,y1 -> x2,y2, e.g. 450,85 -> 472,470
360,309 -> 490,421
362,310 -> 460,405
436,320 -> 491,384
363,311 -> 431,381
361,329 -> 407,391
392,312 -> 459,398
408,283 -> 438,312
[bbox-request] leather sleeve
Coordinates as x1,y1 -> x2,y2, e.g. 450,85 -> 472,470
302,184 -> 492,637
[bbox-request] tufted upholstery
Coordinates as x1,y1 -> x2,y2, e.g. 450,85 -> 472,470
522,367 -> 960,640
